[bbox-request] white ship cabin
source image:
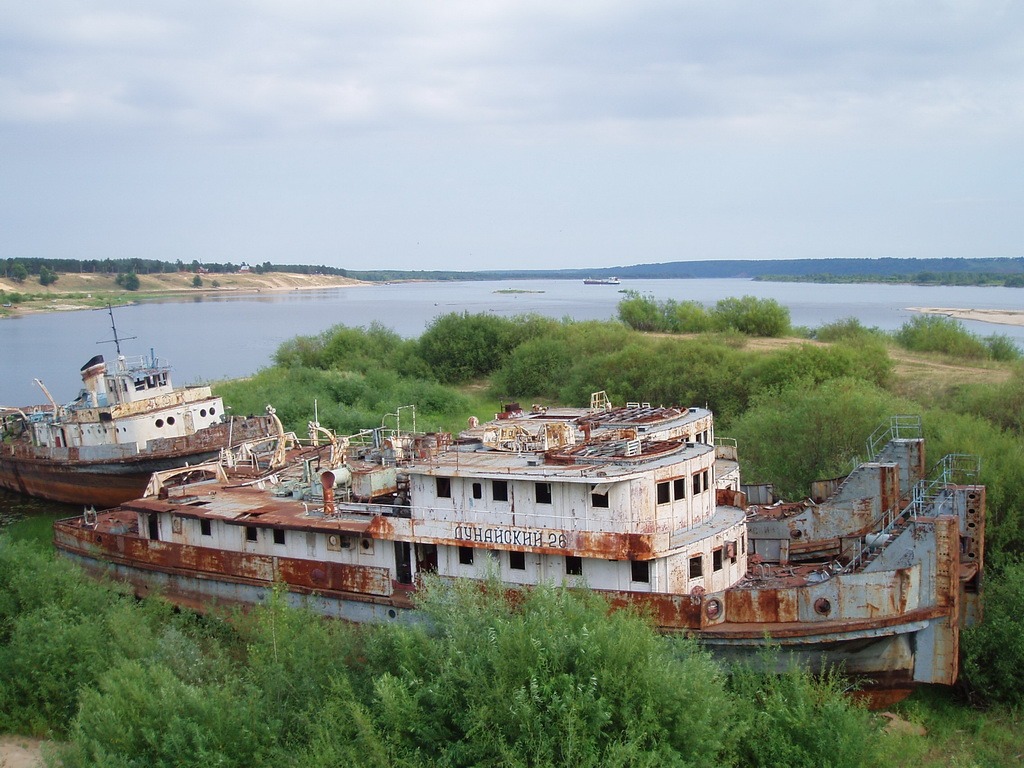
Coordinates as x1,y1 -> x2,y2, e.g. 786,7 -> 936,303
28,352 -> 225,450
137,398 -> 749,609
396,401 -> 747,597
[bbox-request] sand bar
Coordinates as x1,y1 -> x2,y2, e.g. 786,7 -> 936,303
907,307 -> 1024,328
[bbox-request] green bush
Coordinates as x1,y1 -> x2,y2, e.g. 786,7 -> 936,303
729,663 -> 882,768
894,315 -> 988,359
711,296 -> 791,337
962,562 -> 1024,705
355,578 -> 738,767
417,312 -> 543,384
728,378 -> 908,499
616,291 -> 666,332
812,317 -> 885,344
984,334 -> 1021,362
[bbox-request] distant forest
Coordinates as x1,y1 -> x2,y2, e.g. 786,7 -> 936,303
3,255 -> 1023,286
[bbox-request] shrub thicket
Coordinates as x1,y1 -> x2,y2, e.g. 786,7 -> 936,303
617,293 -> 791,337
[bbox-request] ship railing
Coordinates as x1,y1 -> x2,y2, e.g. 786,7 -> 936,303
821,414 -> 922,506
842,451 -> 981,572
865,414 -> 922,461
714,437 -> 738,462
113,353 -> 171,374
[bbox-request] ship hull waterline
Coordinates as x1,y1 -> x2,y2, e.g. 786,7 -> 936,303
55,523 -> 938,695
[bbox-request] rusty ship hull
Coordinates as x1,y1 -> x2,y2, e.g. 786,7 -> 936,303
1,417 -> 272,507
53,402 -> 984,695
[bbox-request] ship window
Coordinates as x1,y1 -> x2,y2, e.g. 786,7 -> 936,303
631,560 -> 650,583
458,546 -> 474,565
703,469 -> 710,491
656,481 -> 671,504
509,551 -> 526,570
273,529 -> 286,546
673,478 -> 686,499
536,482 -> 552,504
245,526 -> 258,542
210,407 -> 216,416
472,482 -> 482,500
492,480 -> 508,502
200,409 -> 207,417
436,477 -> 451,498
200,519 -> 211,536
167,416 -> 176,426
591,491 -> 609,508
713,548 -> 723,572
148,514 -> 159,541
692,472 -> 702,495
689,555 -> 703,579
565,556 -> 583,576
155,419 -> 164,428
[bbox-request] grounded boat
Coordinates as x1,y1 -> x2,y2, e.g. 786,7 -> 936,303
54,395 -> 983,696
1,312 -> 272,507
583,277 -> 621,285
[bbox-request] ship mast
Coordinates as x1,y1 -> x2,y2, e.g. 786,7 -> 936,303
97,304 -> 136,360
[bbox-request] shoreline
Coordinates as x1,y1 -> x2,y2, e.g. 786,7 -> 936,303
907,307 -> 1024,328
0,275 -> 371,318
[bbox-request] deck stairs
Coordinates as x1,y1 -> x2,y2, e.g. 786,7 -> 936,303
823,415 -> 923,504
844,452 -> 981,573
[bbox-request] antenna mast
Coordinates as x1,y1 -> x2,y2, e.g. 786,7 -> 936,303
98,304 -> 137,355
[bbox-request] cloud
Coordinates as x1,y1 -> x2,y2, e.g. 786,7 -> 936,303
2,1 -> 1022,142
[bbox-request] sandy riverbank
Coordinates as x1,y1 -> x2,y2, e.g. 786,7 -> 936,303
0,273 -> 369,317
0,735 -> 45,767
907,307 -> 1024,328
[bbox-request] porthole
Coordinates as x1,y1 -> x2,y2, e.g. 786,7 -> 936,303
705,599 -> 722,620
200,409 -> 207,417
210,407 -> 216,416
167,416 -> 176,425
155,419 -> 164,428
814,598 -> 832,615
388,609 -> 397,619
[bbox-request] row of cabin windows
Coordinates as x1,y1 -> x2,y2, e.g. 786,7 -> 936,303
656,469 -> 711,505
457,545 -> 651,583
687,539 -> 742,579
438,477 -> 510,502
439,478 -> 607,508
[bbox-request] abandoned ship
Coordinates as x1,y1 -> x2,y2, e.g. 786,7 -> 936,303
0,312 -> 272,506
53,395 -> 984,694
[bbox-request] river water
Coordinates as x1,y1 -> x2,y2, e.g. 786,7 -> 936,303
2,278 -> 1023,406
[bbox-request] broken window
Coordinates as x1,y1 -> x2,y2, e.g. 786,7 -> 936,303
689,554 -> 703,579
656,481 -> 670,504
536,482 -> 552,504
631,560 -> 650,583
713,548 -> 722,572
565,555 -> 583,576
436,477 -> 451,498
673,478 -> 686,500
472,482 -> 482,500
458,546 -> 474,565
509,551 -> 526,570
273,529 -> 286,546
200,518 -> 212,536
492,480 -> 508,501
245,526 -> 258,543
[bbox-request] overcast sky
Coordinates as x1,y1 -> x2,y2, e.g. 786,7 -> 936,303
2,2 -> 1022,271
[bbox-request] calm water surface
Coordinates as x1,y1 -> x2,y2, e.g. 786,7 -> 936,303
2,279 -> 1022,406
